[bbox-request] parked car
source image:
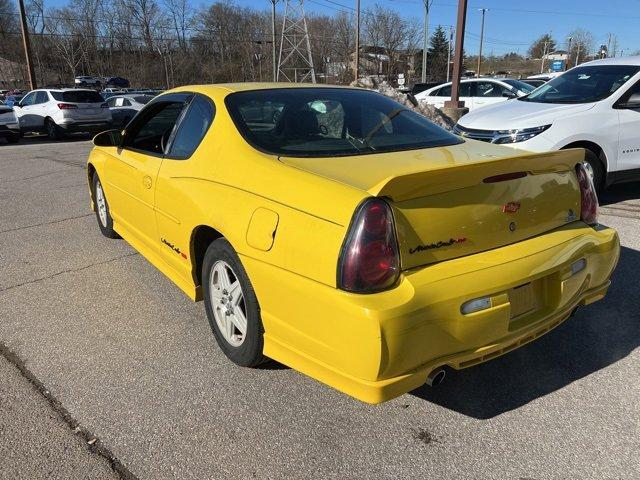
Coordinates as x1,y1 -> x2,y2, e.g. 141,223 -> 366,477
86,84 -> 618,404
415,77 -> 535,111
15,88 -> 112,139
75,76 -> 102,87
0,103 -> 20,143
454,56 -> 640,190
410,81 -> 443,96
104,76 -> 130,89
4,95 -> 23,107
106,94 -> 153,127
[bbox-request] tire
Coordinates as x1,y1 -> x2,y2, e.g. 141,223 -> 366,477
583,150 -> 605,193
202,238 -> 266,367
45,119 -> 62,140
92,173 -> 119,239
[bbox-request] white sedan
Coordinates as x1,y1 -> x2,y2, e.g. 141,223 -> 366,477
415,78 -> 534,112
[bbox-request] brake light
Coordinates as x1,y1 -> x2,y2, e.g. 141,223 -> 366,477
575,163 -> 598,225
338,198 -> 400,293
100,103 -> 108,108
57,103 -> 77,109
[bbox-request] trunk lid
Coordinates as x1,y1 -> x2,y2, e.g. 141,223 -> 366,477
281,142 -> 583,270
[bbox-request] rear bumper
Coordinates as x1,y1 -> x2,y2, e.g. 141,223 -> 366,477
243,222 -> 619,404
0,124 -> 20,137
58,120 -> 112,133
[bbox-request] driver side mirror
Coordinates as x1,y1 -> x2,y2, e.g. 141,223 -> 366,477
93,129 -> 124,147
617,93 -> 640,109
502,91 -> 517,99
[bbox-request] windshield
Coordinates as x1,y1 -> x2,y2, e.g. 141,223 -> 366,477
225,88 -> 462,157
503,79 -> 535,93
520,65 -> 640,104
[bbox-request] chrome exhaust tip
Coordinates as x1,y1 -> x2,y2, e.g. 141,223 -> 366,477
426,368 -> 446,387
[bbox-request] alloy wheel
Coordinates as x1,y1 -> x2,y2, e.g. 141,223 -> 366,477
209,260 -> 248,347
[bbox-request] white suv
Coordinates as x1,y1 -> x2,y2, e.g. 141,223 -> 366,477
74,76 -> 102,87
15,89 -> 112,139
453,56 -> 640,190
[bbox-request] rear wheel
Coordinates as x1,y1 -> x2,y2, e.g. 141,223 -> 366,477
92,173 -> 119,238
202,238 -> 266,367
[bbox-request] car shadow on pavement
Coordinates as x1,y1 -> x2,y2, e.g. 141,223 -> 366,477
410,245 -> 640,419
0,133 -> 92,146
599,182 -> 640,206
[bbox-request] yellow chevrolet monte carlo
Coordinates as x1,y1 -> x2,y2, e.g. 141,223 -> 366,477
87,83 -> 619,404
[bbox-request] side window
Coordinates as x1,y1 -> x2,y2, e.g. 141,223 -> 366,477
167,95 -> 215,159
20,92 -> 36,106
106,98 -> 117,107
434,85 -> 451,97
122,98 -> 132,107
123,101 -> 186,155
476,82 -> 509,97
460,83 -> 473,97
307,100 -> 344,138
35,91 -> 49,104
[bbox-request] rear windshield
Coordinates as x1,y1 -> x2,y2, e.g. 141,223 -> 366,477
51,90 -> 105,103
225,88 -> 462,157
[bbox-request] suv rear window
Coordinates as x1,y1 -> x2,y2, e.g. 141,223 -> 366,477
225,88 -> 462,157
51,91 -> 104,103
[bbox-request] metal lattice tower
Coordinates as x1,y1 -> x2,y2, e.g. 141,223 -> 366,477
277,0 -> 316,83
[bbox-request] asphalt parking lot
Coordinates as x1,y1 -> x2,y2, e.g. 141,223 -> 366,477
1,136 -> 639,479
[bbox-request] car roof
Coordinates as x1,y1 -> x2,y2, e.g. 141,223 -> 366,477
579,55 -> 640,67
172,83 -> 362,95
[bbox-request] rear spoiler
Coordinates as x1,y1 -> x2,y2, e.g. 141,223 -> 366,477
368,148 -> 585,202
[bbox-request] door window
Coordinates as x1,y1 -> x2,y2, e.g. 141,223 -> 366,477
35,91 -> 49,104
20,92 -> 36,106
123,100 -> 187,155
432,83 -> 472,97
167,95 -> 215,159
476,82 -> 512,97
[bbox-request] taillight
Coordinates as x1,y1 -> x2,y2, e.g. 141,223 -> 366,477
575,162 -> 598,225
100,103 -> 108,108
57,103 -> 77,109
338,198 -> 400,293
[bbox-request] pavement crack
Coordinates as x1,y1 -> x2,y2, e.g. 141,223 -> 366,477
0,213 -> 93,234
0,341 -> 140,480
0,169 -> 76,184
0,252 -> 138,294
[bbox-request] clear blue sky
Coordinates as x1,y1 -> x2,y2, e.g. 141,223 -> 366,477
44,0 -> 640,56
232,0 -> 640,56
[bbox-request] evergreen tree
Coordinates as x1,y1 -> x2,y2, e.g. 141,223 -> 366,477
426,25 -> 450,81
528,34 -> 556,59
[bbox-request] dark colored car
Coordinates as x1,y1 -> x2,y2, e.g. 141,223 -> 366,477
105,77 -> 130,88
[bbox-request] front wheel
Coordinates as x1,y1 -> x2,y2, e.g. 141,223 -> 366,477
202,238 -> 266,367
583,150 -> 605,193
45,119 -> 62,140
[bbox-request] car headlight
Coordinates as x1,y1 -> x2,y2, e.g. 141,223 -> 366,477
493,125 -> 551,144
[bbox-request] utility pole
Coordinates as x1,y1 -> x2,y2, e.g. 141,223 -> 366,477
446,26 -> 453,82
566,36 -> 573,71
421,0 -> 433,83
17,0 -> 36,90
355,0 -> 360,81
476,8 -> 487,77
575,42 -> 581,67
607,33 -> 612,58
444,0 -> 469,120
270,0 -> 278,81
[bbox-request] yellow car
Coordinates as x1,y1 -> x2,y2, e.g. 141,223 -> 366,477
87,84 -> 619,404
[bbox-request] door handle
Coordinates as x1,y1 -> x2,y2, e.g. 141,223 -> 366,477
143,175 -> 152,189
